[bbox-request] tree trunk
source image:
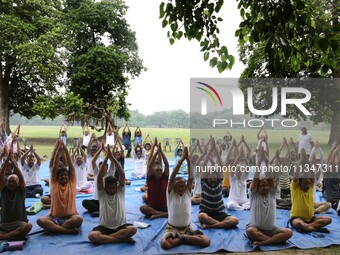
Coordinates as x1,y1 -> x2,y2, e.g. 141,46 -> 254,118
0,70 -> 10,134
328,68 -> 340,145
328,111 -> 340,145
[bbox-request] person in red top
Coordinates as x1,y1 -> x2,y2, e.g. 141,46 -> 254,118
37,140 -> 83,234
140,140 -> 169,219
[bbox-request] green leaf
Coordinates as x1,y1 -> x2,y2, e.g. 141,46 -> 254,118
218,61 -> 228,73
210,57 -> 218,68
162,19 -> 168,28
336,46 -> 340,57
254,20 -> 266,33
318,38 -> 328,51
305,60 -> 310,67
229,55 -> 235,66
169,38 -> 175,45
203,52 -> 209,61
321,65 -> 329,76
240,8 -> 245,18
220,46 -> 228,55
279,37 -> 288,46
159,2 -> 165,18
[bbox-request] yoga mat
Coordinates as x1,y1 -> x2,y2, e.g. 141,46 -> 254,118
3,241 -> 25,251
10,160 -> 340,255
26,202 -> 43,215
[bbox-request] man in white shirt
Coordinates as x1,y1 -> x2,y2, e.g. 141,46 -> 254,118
72,146 -> 92,192
88,146 -> 136,244
161,147 -> 210,250
298,127 -> 314,158
21,144 -> 43,198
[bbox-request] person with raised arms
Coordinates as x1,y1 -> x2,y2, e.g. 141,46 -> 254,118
161,147 -> 210,250
290,148 -> 332,233
21,144 -> 43,198
37,140 -> 83,234
246,146 -> 292,246
140,140 -> 169,219
0,151 -> 32,240
88,145 -> 136,244
198,138 -> 239,229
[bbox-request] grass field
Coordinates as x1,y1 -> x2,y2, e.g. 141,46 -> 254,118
14,126 -> 332,160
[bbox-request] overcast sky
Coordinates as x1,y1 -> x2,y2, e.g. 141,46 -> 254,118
125,0 -> 244,115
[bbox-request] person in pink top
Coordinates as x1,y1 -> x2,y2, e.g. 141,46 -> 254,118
37,140 -> 83,234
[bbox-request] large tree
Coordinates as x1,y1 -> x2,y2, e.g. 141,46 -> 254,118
34,0 -> 145,131
1,0 -> 144,133
160,0 -> 339,144
0,0 -> 64,133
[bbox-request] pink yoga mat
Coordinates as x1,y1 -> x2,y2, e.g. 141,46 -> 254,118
3,240 -> 25,251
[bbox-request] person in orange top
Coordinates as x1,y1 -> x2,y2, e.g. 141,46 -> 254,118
37,140 -> 83,234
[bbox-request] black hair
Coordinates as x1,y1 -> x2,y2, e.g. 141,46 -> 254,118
105,175 -> 118,186
99,161 -> 108,168
135,145 -> 142,153
57,167 -> 69,177
174,176 -> 185,182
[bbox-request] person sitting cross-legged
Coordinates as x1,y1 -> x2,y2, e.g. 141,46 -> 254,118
290,148 -> 332,233
21,144 -> 44,198
37,140 -> 83,234
198,138 -> 239,229
140,140 -> 169,219
246,146 -> 292,246
161,147 -> 210,250
0,151 -> 32,240
88,145 -> 137,244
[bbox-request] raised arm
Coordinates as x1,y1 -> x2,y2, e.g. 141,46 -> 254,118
11,153 -> 26,190
168,146 -> 188,193
108,146 -> 125,187
51,141 -> 63,178
21,146 -> 31,166
31,144 -> 41,166
186,147 -> 193,191
92,143 -> 103,170
0,152 -> 12,190
257,127 -> 263,140
158,143 -> 169,177
251,146 -> 265,191
147,138 -> 157,168
49,139 -> 59,168
97,152 -> 109,191
62,143 -> 75,177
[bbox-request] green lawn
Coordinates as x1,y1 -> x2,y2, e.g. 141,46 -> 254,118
14,126 -> 331,159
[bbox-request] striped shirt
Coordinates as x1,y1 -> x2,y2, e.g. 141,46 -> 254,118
199,179 -> 225,213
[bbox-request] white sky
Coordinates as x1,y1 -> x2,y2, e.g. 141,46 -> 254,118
125,0 -> 245,115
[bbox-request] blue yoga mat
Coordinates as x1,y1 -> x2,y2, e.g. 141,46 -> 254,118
9,160 -> 340,254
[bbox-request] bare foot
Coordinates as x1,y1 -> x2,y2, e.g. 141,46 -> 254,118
122,238 -> 136,244
150,215 -> 160,220
63,228 -> 80,235
253,241 -> 262,246
315,227 -> 330,233
201,224 -> 207,229
42,205 -> 51,210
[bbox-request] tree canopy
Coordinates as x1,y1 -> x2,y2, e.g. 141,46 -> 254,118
0,0 -> 64,132
160,0 -> 339,144
0,0 -> 145,133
